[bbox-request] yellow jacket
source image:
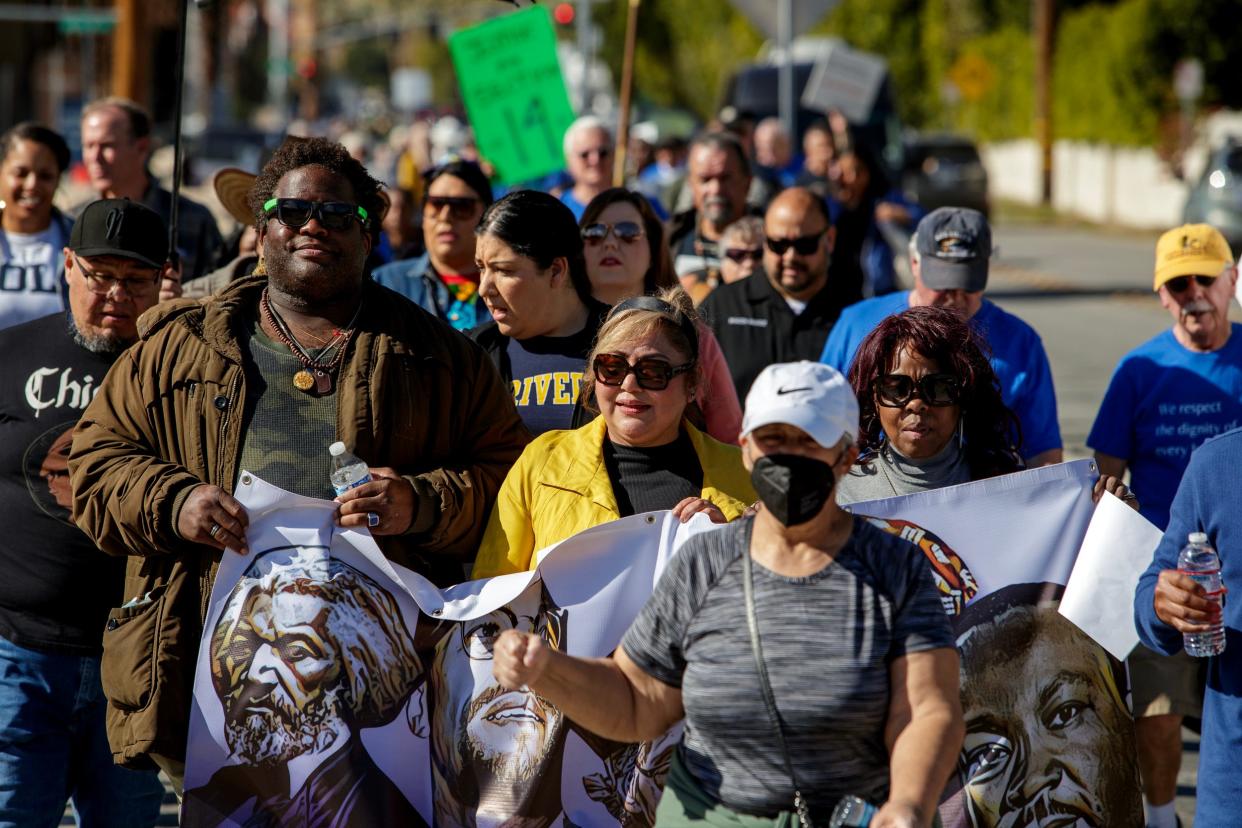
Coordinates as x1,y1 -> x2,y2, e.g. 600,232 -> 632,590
472,417 -> 756,578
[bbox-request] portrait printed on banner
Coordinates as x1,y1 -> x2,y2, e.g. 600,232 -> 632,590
182,546 -> 428,827
425,578 -> 677,828
949,583 -> 1143,828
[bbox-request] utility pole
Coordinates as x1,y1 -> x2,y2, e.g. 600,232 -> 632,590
111,0 -> 147,103
1033,0 -> 1054,205
575,0 -> 595,112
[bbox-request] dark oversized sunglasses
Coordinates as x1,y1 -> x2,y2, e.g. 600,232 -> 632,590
424,195 -> 480,220
592,353 -> 694,391
765,229 -> 826,256
875,373 -> 962,407
262,198 -> 368,231
582,221 -> 645,245
1164,274 -> 1217,294
724,247 -> 763,264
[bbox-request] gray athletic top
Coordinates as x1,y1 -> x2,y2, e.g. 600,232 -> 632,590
621,515 -> 954,816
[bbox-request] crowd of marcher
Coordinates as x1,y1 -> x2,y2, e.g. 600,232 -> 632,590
0,93 -> 1237,828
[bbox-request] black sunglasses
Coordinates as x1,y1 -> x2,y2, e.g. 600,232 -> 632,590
724,247 -> 763,264
1164,274 -> 1218,294
582,221 -> 644,245
592,353 -> 694,391
765,229 -> 826,256
424,195 -> 480,221
262,198 -> 368,231
875,373 -> 962,407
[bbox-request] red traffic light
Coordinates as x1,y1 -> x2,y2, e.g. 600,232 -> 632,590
553,2 -> 575,25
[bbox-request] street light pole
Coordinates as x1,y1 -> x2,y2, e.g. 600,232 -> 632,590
777,0 -> 794,142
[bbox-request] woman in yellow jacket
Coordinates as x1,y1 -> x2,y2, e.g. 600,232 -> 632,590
473,290 -> 755,578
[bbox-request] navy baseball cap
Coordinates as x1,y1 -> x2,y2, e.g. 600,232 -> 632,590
915,207 -> 991,292
69,199 -> 168,269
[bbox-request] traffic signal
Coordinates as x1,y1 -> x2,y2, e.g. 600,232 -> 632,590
553,2 -> 574,25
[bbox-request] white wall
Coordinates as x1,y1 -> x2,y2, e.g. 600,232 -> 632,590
982,138 -> 1189,229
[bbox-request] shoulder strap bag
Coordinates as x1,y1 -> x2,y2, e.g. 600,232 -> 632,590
741,548 -> 815,828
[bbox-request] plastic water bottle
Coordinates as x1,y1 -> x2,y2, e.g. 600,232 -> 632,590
329,442 -> 371,496
1179,532 -> 1226,657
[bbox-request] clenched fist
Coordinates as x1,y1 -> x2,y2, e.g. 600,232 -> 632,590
492,629 -> 552,690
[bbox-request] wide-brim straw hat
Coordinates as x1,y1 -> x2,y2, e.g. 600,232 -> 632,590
213,167 -> 258,227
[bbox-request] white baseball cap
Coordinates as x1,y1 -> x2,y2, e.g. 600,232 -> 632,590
741,361 -> 859,448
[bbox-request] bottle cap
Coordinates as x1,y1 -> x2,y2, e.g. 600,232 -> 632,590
329,441 -> 346,456
1189,531 -> 1209,544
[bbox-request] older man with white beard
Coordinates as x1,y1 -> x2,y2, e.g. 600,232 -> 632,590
1089,223 -> 1242,828
182,548 -> 425,826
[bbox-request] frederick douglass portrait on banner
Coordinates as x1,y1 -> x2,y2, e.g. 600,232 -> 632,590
183,546 -> 426,826
952,584 -> 1142,828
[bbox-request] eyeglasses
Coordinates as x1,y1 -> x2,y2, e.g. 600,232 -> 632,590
577,147 -> 611,161
724,247 -> 763,264
592,353 -> 694,391
765,229 -> 827,256
262,198 -> 368,232
74,257 -> 160,297
874,373 -> 962,407
1164,274 -> 1218,294
424,195 -> 480,221
581,221 -> 645,245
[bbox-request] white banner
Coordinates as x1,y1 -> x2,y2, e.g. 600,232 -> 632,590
180,473 -> 714,827
845,460 -> 1143,828
182,462 -> 1143,827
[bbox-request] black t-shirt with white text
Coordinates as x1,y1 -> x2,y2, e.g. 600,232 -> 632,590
0,312 -> 126,654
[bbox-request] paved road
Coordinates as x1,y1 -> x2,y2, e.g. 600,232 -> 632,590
988,218 -> 1201,826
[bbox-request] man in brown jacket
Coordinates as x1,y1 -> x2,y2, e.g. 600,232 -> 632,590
67,137 -> 529,789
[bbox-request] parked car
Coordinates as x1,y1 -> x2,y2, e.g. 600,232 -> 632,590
1184,139 -> 1242,255
901,134 -> 989,218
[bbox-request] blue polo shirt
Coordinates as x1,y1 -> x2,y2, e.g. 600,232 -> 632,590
819,291 -> 1062,460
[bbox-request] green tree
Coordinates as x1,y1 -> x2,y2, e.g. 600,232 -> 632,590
595,0 -> 764,120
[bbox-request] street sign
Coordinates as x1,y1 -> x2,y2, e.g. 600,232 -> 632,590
58,15 -> 116,35
449,6 -> 576,185
800,42 -> 888,122
728,0 -> 838,41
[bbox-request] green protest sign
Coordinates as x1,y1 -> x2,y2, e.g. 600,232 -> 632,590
449,6 -> 576,185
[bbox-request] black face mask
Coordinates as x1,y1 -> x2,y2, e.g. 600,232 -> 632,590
750,453 -> 837,527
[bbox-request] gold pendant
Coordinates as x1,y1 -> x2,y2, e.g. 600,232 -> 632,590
293,370 -> 315,391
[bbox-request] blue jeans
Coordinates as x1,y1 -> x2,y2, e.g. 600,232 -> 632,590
0,636 -> 164,827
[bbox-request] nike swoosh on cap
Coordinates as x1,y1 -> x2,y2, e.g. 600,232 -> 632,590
776,386 -> 812,395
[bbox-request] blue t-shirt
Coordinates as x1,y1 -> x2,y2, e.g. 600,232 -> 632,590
1088,324 -> 1242,530
1135,428 -> 1242,826
819,292 -> 1062,460
505,333 -> 590,436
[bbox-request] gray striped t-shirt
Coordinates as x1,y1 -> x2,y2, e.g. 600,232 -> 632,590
621,515 -> 954,816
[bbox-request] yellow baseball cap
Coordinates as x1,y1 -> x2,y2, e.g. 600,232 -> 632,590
1154,224 -> 1234,290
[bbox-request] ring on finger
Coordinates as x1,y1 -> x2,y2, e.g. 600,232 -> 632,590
209,523 -> 221,538
367,513 -> 380,528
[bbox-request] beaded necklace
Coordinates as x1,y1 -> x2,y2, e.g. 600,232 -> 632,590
259,288 -> 362,394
